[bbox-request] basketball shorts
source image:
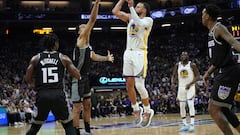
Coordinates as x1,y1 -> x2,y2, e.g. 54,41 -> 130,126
177,85 -> 195,101
71,75 -> 91,103
33,90 -> 72,124
211,64 -> 240,108
123,49 -> 147,78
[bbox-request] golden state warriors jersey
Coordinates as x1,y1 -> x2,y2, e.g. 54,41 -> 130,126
126,17 -> 153,50
178,61 -> 194,87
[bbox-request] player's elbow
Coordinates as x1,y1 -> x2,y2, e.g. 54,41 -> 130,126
112,9 -> 118,16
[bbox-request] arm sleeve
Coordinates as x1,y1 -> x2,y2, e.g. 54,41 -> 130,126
129,7 -> 153,27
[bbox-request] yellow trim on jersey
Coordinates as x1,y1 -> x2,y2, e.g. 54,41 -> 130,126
143,29 -> 150,77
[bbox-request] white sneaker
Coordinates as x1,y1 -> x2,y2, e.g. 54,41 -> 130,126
141,109 -> 154,127
133,107 -> 143,125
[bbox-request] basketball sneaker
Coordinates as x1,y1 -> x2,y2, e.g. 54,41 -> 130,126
141,109 -> 154,127
188,124 -> 195,132
133,107 -> 143,125
179,124 -> 188,132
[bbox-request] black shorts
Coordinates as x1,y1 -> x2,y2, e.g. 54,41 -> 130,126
33,90 -> 72,124
211,64 -> 240,108
79,76 -> 91,99
71,75 -> 91,103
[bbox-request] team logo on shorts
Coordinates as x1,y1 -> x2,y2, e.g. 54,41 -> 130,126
218,85 -> 231,100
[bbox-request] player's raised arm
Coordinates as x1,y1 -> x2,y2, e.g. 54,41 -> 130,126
112,0 -> 130,23
80,0 -> 100,37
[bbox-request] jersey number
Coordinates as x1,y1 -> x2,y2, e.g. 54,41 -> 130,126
41,67 -> 58,83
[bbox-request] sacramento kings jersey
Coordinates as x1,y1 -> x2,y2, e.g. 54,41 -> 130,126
208,22 -> 236,69
177,61 -> 194,87
72,45 -> 92,76
34,51 -> 64,91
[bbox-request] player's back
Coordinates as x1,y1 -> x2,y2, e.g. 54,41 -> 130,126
34,51 -> 65,91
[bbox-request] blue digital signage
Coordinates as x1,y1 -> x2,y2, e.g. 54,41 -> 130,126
0,107 -> 8,125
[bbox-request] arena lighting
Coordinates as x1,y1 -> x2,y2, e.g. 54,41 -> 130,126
68,27 -> 76,31
49,1 -> 69,6
92,1 -> 112,6
93,27 -> 102,30
110,27 -> 127,30
42,27 -> 52,30
21,1 -> 44,6
161,24 -> 171,27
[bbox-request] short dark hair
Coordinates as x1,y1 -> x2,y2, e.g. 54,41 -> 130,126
205,4 -> 221,21
41,33 -> 59,51
141,2 -> 151,17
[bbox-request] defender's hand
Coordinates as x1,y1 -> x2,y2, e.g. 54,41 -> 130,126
107,50 -> 114,63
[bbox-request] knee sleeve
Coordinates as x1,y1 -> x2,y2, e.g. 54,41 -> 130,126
135,78 -> 148,99
187,99 -> 195,116
222,107 -> 240,128
179,102 -> 186,118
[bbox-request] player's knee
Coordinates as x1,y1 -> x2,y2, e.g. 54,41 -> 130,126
73,104 -> 81,114
83,100 -> 91,111
179,102 -> 186,110
135,81 -> 148,99
126,78 -> 135,88
222,107 -> 240,128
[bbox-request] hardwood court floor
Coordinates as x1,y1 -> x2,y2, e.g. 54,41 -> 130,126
2,113 -> 240,135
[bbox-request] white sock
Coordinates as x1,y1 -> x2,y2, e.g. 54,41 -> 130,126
182,118 -> 187,125
132,104 -> 139,111
190,117 -> 195,125
143,105 -> 151,113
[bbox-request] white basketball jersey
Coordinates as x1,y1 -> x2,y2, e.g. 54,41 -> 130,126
178,61 -> 194,87
126,17 -> 153,50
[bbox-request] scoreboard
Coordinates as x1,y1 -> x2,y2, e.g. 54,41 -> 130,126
231,25 -> 240,38
230,25 -> 240,63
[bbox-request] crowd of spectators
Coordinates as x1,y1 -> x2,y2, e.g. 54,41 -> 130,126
0,24 -> 238,126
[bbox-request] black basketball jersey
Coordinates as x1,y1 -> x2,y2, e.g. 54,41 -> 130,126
208,22 -> 236,69
34,51 -> 65,91
72,45 -> 92,76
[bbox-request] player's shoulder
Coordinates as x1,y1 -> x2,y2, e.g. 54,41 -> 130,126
144,17 -> 153,22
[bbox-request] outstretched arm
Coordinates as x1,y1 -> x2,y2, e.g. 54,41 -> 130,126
81,0 -> 100,37
91,50 -> 114,63
112,0 -> 130,23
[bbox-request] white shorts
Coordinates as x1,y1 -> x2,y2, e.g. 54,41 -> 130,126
177,85 -> 196,101
123,49 -> 148,78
